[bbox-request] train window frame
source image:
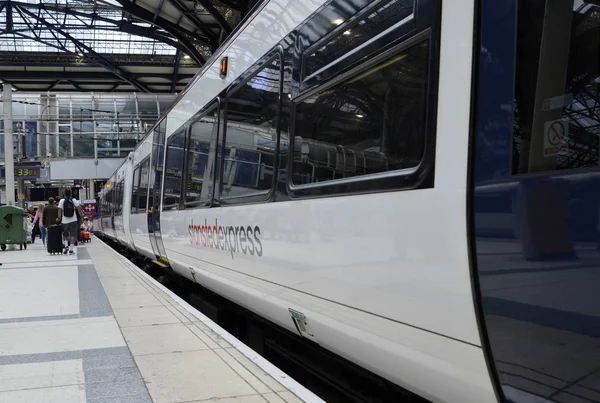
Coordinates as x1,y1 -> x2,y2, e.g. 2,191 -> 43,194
162,127 -> 187,211
137,157 -> 151,213
131,165 -> 140,214
300,0 -> 416,85
116,179 -> 124,215
182,99 -> 221,209
217,50 -> 284,206
288,30 -> 438,198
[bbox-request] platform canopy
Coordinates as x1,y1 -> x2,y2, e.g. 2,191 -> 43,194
0,0 -> 260,93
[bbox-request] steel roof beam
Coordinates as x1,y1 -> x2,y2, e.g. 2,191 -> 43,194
166,0 -> 218,47
171,49 -> 181,92
0,71 -> 194,80
194,0 -> 232,36
18,5 -> 151,93
114,0 -> 208,64
1,1 -> 208,62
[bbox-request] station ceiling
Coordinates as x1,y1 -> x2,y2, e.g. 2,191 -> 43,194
0,0 -> 259,93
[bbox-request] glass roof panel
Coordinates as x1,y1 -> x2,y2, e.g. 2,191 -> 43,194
0,0 -> 178,55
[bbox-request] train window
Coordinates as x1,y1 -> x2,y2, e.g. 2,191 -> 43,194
131,167 -> 140,214
138,158 -> 150,212
303,0 -> 414,80
292,40 -> 430,187
511,0 -> 600,174
185,105 -> 219,207
163,130 -> 186,210
220,55 -> 281,200
116,181 -> 124,215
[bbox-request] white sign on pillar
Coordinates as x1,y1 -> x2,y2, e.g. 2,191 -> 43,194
543,119 -> 569,157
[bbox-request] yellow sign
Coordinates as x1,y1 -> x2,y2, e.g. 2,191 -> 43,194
18,193 -> 25,200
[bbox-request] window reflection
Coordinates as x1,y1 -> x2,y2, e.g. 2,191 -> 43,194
185,108 -> 219,206
163,131 -> 185,210
220,56 -> 281,199
293,41 -> 429,185
512,0 -> 600,174
304,0 -> 414,79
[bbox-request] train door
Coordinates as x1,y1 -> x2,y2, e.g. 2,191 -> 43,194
148,123 -> 168,262
471,1 -> 600,402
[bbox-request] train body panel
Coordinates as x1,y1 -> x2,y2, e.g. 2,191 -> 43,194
97,0 -> 600,402
112,162 -> 132,248
97,0 -> 495,401
129,136 -> 154,258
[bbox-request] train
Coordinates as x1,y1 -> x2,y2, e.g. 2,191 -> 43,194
97,1 -> 600,402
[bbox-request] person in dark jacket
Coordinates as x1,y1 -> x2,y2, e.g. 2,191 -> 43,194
43,198 -> 59,229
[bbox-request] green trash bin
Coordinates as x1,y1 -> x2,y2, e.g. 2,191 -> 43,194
0,206 -> 27,251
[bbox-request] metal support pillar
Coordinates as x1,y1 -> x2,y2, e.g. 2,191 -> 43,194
3,84 -> 15,206
89,179 -> 95,200
17,180 -> 25,208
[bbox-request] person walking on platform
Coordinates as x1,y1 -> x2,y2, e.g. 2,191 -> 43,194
32,204 -> 47,246
43,198 -> 58,229
57,189 -> 83,255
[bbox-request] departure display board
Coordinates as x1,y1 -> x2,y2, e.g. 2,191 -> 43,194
0,164 -> 42,180
15,167 -> 39,179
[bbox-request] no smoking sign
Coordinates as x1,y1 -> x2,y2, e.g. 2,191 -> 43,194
543,119 -> 569,157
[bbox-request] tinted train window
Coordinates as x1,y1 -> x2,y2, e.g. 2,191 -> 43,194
512,1 -> 600,174
221,56 -> 280,199
163,131 -> 186,210
131,167 -> 140,214
116,181 -> 123,215
185,107 -> 218,207
138,159 -> 150,212
292,41 -> 429,185
304,0 -> 414,79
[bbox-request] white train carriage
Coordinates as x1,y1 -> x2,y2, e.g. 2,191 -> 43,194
98,0 -> 600,402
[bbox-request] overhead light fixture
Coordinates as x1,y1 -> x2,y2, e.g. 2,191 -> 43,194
183,54 -> 191,60
332,19 -> 344,25
78,53 -> 84,57
343,30 -> 351,35
356,114 -> 363,118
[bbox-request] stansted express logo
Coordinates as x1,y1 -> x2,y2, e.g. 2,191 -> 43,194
188,219 -> 263,258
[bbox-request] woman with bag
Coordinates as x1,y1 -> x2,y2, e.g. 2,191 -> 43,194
32,205 -> 47,246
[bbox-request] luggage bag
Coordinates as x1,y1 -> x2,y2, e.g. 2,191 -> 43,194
47,225 -> 64,255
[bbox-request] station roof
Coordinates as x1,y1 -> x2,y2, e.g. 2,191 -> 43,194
0,0 -> 259,93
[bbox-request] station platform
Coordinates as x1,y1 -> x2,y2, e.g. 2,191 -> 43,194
0,238 -> 321,403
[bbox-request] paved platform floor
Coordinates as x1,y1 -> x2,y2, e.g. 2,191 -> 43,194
0,239 -> 321,403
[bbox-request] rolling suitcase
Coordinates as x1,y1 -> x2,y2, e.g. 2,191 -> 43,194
47,225 -> 64,255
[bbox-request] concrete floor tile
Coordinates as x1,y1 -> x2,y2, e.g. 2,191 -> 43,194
0,266 -> 79,320
277,391 -> 303,403
186,324 -> 221,349
106,293 -> 162,309
123,323 -> 209,356
224,349 -> 287,393
262,393 -> 287,403
188,395 -> 267,402
0,317 -> 125,355
113,306 -> 180,327
83,353 -> 135,372
0,374 -> 53,392
214,349 -> 271,394
85,377 -> 148,400
101,277 -> 142,287
101,284 -> 150,297
135,350 -> 256,403
0,384 -> 86,403
87,393 -> 153,403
